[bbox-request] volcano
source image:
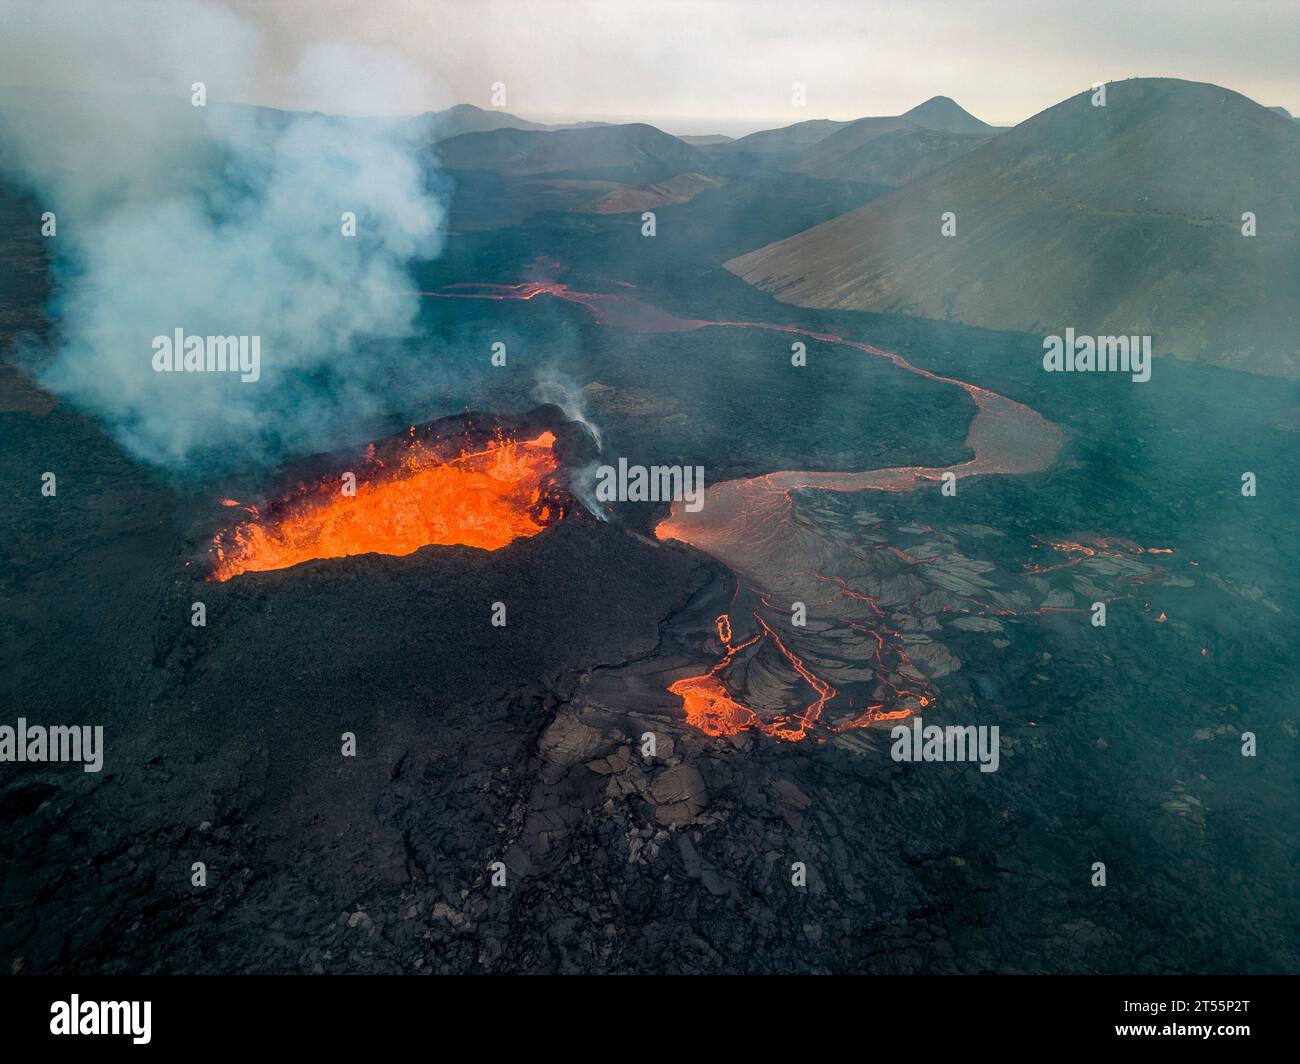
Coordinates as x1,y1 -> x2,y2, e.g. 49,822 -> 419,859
3,11 -> 1297,985
210,409 -> 587,581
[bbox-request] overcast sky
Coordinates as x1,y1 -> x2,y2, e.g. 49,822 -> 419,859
6,0 -> 1299,134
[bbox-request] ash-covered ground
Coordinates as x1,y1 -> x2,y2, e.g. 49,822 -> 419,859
1,378 -> 1295,974
1,176 -> 1296,975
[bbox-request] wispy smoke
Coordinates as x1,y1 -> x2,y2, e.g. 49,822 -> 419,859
533,368 -> 603,451
0,0 -> 448,473
532,368 -> 608,519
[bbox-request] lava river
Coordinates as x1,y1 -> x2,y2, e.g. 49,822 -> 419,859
420,276 -> 1093,742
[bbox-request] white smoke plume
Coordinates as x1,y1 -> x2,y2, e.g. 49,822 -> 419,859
533,368 -> 603,451
0,0 -> 449,473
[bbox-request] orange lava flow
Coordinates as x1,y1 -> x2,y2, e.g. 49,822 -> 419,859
414,275 -> 1062,743
1024,535 -> 1174,574
210,431 -> 559,581
669,613 -> 837,742
648,319 -> 1062,742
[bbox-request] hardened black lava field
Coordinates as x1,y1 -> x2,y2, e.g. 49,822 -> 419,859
0,2 -> 1297,988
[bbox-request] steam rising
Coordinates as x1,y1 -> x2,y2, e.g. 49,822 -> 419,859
533,369 -> 603,451
532,369 -> 608,520
0,0 -> 448,473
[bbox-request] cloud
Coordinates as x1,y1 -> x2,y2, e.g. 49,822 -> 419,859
0,0 -> 448,473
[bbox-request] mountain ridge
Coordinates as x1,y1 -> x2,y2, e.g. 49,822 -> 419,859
436,122 -> 703,179
725,79 -> 1300,377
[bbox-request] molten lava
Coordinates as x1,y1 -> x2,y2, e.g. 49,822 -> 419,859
669,613 -> 839,742
418,271 -> 1174,746
669,605 -> 931,742
211,430 -> 560,581
1024,535 -> 1174,574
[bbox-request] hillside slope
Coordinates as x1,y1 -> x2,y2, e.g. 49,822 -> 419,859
727,80 -> 1300,376
437,122 -> 703,180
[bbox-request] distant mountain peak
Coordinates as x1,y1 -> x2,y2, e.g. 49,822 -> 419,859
911,95 -> 959,109
726,77 -> 1300,378
436,120 -> 701,179
901,96 -> 992,134
420,103 -> 547,140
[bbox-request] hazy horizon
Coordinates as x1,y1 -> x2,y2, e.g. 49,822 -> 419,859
0,0 -> 1295,137
0,78 -> 1293,142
